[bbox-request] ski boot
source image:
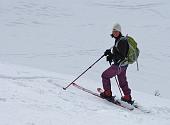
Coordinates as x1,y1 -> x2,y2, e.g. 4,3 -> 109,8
121,95 -> 134,105
100,90 -> 112,99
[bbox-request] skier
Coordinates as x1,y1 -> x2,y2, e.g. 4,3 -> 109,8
100,23 -> 133,104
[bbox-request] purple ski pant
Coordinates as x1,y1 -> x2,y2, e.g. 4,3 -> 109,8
101,64 -> 131,95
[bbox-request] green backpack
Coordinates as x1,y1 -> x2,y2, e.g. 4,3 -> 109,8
126,36 -> 139,64
115,35 -> 140,70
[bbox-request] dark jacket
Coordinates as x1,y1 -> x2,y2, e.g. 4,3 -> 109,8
112,34 -> 129,66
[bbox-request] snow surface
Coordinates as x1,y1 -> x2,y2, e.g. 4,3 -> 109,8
1,0 -> 170,124
1,63 -> 170,125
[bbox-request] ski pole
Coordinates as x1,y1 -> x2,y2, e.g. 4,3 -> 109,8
63,54 -> 105,90
115,76 -> 123,97
108,63 -> 123,97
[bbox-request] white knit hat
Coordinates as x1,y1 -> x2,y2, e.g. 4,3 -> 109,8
112,23 -> 121,32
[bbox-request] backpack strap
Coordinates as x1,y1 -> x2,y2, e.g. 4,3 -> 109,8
115,36 -> 127,48
136,59 -> 139,71
114,36 -> 129,67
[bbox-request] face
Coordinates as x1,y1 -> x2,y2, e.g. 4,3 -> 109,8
112,30 -> 120,38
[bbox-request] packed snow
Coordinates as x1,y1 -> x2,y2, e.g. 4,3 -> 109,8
0,0 -> 170,125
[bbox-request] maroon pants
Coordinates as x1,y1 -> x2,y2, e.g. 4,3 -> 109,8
101,64 -> 131,95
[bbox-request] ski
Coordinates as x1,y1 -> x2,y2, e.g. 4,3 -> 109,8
132,102 -> 151,113
97,87 -> 150,113
97,88 -> 134,110
72,83 -> 151,113
72,83 -> 134,111
72,83 -> 101,98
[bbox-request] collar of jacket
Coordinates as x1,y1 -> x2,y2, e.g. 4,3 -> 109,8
114,33 -> 123,44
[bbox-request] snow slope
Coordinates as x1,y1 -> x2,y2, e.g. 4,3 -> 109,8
1,0 -> 170,99
1,63 -> 170,125
1,0 -> 170,124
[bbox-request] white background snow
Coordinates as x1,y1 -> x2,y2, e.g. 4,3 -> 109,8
0,0 -> 170,125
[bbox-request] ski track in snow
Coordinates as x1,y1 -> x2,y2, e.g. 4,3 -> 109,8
2,1 -> 72,27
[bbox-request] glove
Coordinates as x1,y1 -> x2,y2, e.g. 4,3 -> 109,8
104,49 -> 112,56
106,54 -> 113,62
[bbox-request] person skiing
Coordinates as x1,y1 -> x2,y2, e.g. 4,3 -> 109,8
100,23 -> 133,104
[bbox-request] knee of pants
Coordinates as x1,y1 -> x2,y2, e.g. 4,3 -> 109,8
101,71 -> 109,79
